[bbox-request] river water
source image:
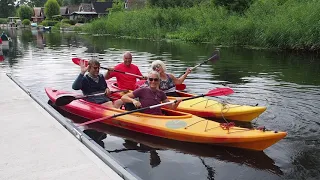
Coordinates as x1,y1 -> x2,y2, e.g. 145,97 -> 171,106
1,29 -> 320,180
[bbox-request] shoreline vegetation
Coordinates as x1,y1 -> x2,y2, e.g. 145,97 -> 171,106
76,0 -> 319,52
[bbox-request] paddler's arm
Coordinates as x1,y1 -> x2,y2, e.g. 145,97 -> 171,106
104,67 -> 114,80
72,60 -> 88,90
121,92 -> 141,108
171,68 -> 192,84
162,98 -> 182,110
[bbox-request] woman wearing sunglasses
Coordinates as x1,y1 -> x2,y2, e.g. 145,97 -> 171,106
72,59 -> 123,108
146,60 -> 191,97
121,71 -> 181,115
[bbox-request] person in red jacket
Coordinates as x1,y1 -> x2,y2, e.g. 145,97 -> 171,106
105,51 -> 146,91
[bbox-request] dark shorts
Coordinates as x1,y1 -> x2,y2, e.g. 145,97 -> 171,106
84,95 -> 111,104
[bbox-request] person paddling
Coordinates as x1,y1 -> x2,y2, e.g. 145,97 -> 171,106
121,71 -> 182,115
72,59 -> 123,108
105,51 -> 146,91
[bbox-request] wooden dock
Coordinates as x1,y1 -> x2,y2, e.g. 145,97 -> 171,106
0,73 -> 139,180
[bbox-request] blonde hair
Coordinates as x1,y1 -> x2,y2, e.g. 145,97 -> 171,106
148,70 -> 160,79
151,60 -> 166,72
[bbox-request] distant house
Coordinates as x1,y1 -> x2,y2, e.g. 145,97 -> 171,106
92,2 -> 113,17
63,2 -> 113,22
7,17 -> 20,27
125,0 -> 146,10
60,6 -> 68,17
69,12 -> 98,22
32,7 -> 45,23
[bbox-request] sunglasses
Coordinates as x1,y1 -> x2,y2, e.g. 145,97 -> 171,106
152,64 -> 161,70
148,78 -> 159,82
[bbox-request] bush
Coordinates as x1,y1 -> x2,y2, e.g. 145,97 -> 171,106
40,20 -> 59,26
0,18 -> 8,24
22,19 -> 31,26
52,15 -> 63,21
61,19 -> 76,25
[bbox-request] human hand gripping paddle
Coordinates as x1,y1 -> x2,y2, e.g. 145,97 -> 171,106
55,90 -> 129,106
79,87 -> 234,126
72,57 -> 186,90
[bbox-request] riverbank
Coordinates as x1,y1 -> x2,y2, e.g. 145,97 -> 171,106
79,0 -> 320,52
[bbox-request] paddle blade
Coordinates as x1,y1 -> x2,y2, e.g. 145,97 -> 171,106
72,57 -> 88,66
55,95 -> 76,106
209,50 -> 220,63
176,84 -> 186,90
206,88 -> 234,97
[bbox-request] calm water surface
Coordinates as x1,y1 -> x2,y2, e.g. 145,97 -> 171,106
1,29 -> 320,180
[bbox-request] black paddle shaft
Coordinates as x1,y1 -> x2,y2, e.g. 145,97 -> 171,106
178,52 -> 220,77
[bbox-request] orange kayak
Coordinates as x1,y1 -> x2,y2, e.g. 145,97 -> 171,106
46,88 -> 286,151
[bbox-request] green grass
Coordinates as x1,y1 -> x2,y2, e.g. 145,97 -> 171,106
83,0 -> 320,51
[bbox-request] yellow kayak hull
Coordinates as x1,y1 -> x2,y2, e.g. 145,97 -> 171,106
170,94 -> 267,122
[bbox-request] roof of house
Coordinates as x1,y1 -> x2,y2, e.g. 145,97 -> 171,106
33,7 -> 44,17
60,7 -> 68,16
92,2 -> 113,14
79,3 -> 93,12
67,5 -> 80,14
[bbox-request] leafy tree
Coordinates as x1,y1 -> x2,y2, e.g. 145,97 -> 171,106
22,19 -> 31,26
0,0 -> 15,18
17,5 -> 33,20
44,0 -> 60,20
110,0 -> 125,13
56,0 -> 63,6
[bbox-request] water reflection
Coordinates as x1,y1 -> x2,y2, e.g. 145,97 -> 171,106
86,124 -> 283,176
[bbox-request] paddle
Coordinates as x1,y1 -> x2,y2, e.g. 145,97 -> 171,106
55,90 -> 129,106
79,87 -> 234,126
72,58 -> 144,79
73,57 -> 187,91
178,50 -> 220,77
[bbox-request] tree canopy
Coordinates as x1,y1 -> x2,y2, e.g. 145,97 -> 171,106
0,0 -> 16,18
44,0 -> 60,19
17,5 -> 33,20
